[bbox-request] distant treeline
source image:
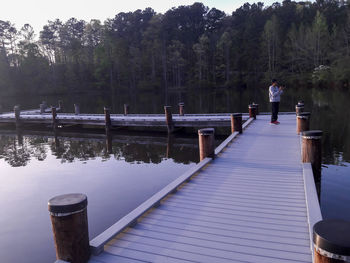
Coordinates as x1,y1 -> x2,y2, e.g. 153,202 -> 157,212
0,0 -> 349,99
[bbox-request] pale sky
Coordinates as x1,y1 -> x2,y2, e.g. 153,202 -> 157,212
1,0 -> 280,33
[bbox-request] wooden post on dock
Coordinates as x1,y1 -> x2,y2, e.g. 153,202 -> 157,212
302,130 -> 322,178
124,104 -> 129,116
231,113 -> 242,134
297,112 -> 311,134
14,105 -> 21,128
52,107 -> 57,130
179,102 -> 185,116
198,128 -> 215,161
313,219 -> 350,263
74,104 -> 80,115
40,104 -> 45,114
252,103 -> 259,115
104,107 -> 111,132
248,104 -> 257,119
164,106 -> 174,133
58,100 -> 63,112
296,102 -> 304,115
48,193 -> 90,263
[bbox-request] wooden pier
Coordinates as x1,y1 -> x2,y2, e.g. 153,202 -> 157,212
0,105 -> 294,131
79,114 -> 321,263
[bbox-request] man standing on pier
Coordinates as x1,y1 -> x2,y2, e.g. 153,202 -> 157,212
269,79 -> 285,125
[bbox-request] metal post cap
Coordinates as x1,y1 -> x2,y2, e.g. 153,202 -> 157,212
302,130 -> 323,137
314,219 -> 350,256
178,102 -> 184,106
48,193 -> 87,214
297,112 -> 311,119
297,112 -> 311,116
198,128 -> 215,135
232,113 -> 242,117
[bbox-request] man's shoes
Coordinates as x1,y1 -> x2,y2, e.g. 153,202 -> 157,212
270,121 -> 280,125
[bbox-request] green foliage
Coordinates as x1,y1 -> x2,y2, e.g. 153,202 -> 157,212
0,1 -> 349,98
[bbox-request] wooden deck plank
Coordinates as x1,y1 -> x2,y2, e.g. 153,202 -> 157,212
123,225 -> 309,254
114,232 -> 311,262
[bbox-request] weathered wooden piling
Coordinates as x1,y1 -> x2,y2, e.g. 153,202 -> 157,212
198,128 -> 215,161
231,113 -> 242,134
164,106 -> 174,133
302,130 -> 322,178
74,104 -> 80,115
248,104 -> 257,119
179,102 -> 185,116
252,103 -> 259,115
14,105 -> 21,128
40,104 -> 45,114
124,104 -> 129,116
48,193 -> 90,263
52,107 -> 57,129
296,102 -> 304,115
104,107 -> 111,131
313,219 -> 350,263
297,112 -> 311,134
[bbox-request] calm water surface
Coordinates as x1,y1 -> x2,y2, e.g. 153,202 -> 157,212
0,86 -> 349,262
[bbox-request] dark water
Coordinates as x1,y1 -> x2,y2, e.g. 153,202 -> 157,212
0,86 -> 349,262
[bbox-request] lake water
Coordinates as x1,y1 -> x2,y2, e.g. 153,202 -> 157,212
0,86 -> 349,262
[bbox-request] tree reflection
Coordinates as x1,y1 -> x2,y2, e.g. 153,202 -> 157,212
0,130 -> 199,167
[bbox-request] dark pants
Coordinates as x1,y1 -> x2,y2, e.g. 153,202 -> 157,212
271,102 -> 280,122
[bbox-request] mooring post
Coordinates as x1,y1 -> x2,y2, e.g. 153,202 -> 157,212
231,113 -> 242,134
252,103 -> 259,115
297,112 -> 311,134
178,102 -> 185,116
58,100 -> 63,112
248,104 -> 257,119
313,219 -> 350,263
48,193 -> 90,263
14,105 -> 21,128
74,104 -> 80,115
302,130 -> 322,178
198,128 -> 215,161
124,104 -> 129,116
104,107 -> 111,132
296,102 -> 304,115
52,107 -> 57,130
164,106 -> 174,133
40,104 -> 45,114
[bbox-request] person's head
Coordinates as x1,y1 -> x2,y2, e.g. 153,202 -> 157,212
271,79 -> 278,86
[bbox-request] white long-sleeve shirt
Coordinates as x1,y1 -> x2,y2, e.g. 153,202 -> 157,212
269,85 -> 283,102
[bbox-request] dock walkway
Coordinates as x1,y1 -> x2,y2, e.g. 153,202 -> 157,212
88,114 -> 321,263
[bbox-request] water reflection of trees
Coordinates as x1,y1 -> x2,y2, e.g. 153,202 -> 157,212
0,135 -> 47,167
309,89 -> 350,165
0,132 -> 199,167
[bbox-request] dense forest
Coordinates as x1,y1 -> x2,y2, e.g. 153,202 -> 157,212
0,0 -> 350,101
